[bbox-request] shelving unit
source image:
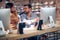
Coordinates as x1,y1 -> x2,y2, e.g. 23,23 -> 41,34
32,3 -> 41,14
0,0 -> 60,19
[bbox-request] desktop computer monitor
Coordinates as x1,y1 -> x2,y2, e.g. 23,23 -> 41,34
0,9 -> 10,30
40,7 -> 56,24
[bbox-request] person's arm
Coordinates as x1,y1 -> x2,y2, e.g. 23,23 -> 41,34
32,13 -> 39,30
35,17 -> 39,22
34,17 -> 39,30
15,15 -> 19,23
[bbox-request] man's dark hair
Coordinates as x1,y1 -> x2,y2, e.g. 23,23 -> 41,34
5,3 -> 13,8
24,4 -> 32,8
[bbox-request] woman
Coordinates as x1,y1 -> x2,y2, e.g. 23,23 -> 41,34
6,3 -> 19,30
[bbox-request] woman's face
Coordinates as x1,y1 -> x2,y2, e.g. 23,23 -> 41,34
11,6 -> 16,12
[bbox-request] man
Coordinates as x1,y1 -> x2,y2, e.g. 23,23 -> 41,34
20,4 -> 39,29
20,4 -> 39,40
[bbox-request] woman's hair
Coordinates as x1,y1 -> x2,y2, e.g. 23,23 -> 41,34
5,3 -> 13,8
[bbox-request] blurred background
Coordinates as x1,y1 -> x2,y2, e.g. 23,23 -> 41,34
0,0 -> 60,23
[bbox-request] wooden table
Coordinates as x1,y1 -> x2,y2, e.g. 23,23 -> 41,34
0,25 -> 60,40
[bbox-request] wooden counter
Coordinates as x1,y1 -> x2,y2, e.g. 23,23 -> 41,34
0,25 -> 60,40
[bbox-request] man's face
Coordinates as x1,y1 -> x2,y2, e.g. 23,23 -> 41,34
23,6 -> 31,13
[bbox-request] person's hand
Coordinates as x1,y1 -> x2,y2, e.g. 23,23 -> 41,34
10,24 -> 17,30
34,17 -> 39,22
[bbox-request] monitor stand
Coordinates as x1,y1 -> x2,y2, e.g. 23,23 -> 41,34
48,16 -> 55,28
0,20 -> 6,37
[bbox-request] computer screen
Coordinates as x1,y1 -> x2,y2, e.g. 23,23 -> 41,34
40,7 -> 56,24
0,9 -> 10,30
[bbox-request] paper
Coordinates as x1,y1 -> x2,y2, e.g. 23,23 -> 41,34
23,19 -> 35,25
23,27 -> 36,34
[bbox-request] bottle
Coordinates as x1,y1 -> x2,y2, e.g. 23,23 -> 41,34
19,23 -> 25,34
37,20 -> 43,30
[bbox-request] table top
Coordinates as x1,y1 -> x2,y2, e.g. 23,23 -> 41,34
0,25 -> 60,40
